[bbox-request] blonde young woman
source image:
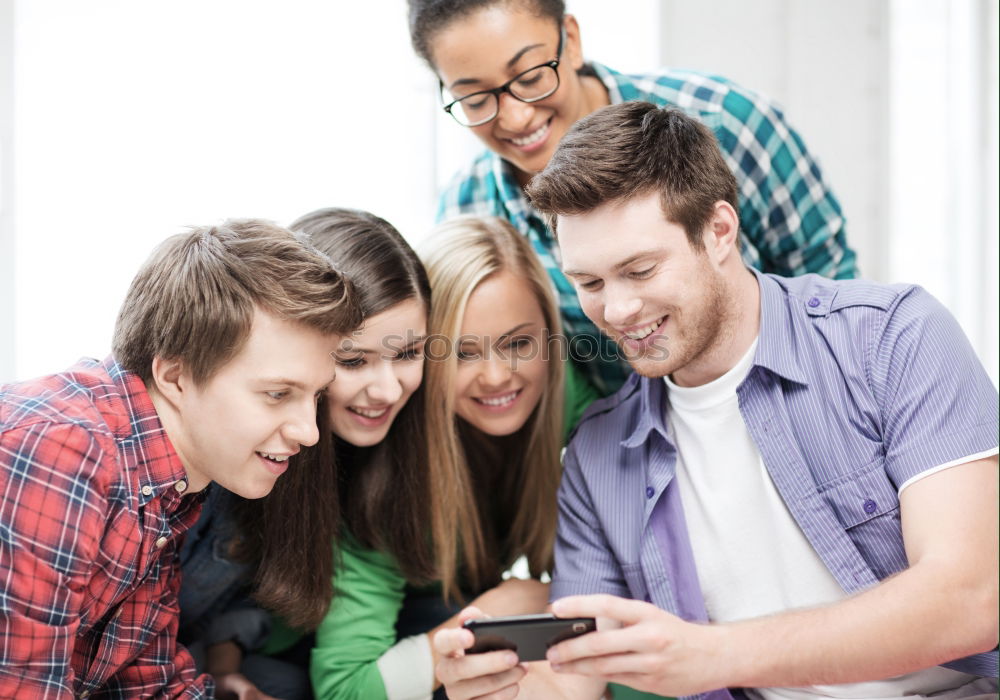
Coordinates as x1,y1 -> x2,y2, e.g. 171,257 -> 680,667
310,215 -> 595,699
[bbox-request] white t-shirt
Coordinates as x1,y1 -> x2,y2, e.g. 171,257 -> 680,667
665,340 -> 990,700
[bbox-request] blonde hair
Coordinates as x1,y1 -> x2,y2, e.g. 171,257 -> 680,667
420,216 -> 564,598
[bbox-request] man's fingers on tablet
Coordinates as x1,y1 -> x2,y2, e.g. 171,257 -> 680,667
551,650 -> 656,678
552,594 -> 648,625
548,624 -> 636,664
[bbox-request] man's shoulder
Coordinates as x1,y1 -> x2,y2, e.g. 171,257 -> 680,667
1,358 -> 126,449
768,273 -> 926,320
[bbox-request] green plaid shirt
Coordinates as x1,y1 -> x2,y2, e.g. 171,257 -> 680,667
436,62 -> 859,396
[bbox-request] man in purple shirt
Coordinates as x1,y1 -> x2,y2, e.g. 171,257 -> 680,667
433,102 -> 998,700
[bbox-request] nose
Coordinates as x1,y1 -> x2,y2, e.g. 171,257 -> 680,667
495,92 -> 535,133
478,353 -> 514,390
602,284 -> 643,328
285,400 -> 321,448
366,361 -> 404,405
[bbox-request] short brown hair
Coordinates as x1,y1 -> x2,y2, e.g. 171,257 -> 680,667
113,218 -> 359,385
526,101 -> 739,248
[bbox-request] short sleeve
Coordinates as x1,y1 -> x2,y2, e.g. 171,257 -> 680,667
869,286 -> 999,487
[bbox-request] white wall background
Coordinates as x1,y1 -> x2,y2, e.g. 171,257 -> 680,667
1,0 -> 997,386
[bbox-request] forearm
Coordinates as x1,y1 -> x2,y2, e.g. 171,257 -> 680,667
715,561 -> 997,688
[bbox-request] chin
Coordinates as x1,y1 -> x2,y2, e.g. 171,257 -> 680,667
227,482 -> 275,500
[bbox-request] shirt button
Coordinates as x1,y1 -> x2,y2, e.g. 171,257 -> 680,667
155,536 -> 168,549
645,486 -> 655,499
141,484 -> 153,497
174,480 -> 188,493
863,499 -> 877,514
807,297 -> 821,308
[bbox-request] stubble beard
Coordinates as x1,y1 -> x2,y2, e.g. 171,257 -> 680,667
626,266 -> 733,379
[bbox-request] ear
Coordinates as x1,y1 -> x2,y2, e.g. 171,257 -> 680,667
149,355 -> 189,408
562,14 -> 586,71
703,201 -> 741,266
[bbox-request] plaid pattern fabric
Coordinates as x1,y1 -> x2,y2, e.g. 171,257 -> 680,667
436,62 -> 859,395
1,358 -> 211,698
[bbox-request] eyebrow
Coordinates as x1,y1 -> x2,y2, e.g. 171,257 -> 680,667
341,335 -> 428,356
563,248 -> 667,278
448,42 -> 547,90
459,323 -> 534,344
259,374 -> 337,391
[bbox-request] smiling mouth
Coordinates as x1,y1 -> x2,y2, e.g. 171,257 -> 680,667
473,390 -> 521,408
622,317 -> 666,341
508,118 -> 551,147
348,406 -> 389,419
256,451 -> 291,463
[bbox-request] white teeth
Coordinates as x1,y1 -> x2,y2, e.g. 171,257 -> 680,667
624,317 -> 665,340
350,406 -> 388,418
258,452 -> 289,462
476,391 -> 518,407
510,122 -> 549,147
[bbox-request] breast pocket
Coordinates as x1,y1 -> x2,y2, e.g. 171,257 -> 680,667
819,463 -> 907,580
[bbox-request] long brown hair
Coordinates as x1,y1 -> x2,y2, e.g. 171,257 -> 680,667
294,208 -> 437,583
419,216 -> 564,599
234,208 -> 438,629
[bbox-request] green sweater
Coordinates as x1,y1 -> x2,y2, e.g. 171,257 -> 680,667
310,541 -> 409,698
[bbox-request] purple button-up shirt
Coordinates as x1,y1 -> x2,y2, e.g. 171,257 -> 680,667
552,271 -> 999,699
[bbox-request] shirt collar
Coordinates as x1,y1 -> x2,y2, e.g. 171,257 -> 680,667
621,374 -> 672,449
102,357 -> 191,501
750,269 -> 810,386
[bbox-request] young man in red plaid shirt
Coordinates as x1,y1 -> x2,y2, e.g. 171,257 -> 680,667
0,219 -> 359,698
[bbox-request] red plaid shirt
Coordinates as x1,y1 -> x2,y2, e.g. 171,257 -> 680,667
1,358 -> 213,698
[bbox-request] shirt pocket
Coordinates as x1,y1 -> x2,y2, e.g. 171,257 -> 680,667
818,462 -> 907,580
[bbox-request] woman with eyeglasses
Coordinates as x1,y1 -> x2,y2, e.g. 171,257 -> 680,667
409,0 -> 859,399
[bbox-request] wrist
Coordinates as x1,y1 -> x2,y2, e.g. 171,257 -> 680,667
699,621 -> 743,690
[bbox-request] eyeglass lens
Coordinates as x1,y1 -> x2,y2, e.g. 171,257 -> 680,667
451,64 -> 559,126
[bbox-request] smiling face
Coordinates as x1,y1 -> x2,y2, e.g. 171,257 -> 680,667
326,299 -> 427,447
559,192 -> 736,385
453,270 -> 549,436
169,309 -> 338,498
430,5 -> 607,181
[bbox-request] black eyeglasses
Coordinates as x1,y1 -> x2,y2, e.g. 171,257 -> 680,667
441,27 -> 565,127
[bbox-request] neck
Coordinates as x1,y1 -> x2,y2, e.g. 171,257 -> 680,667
148,385 -> 210,492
